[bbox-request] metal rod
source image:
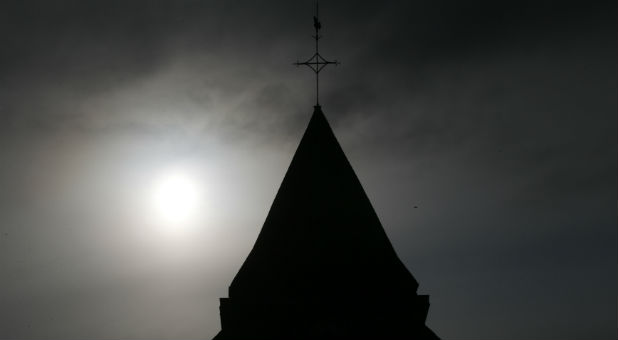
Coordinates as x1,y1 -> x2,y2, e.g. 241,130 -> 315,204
293,0 -> 339,106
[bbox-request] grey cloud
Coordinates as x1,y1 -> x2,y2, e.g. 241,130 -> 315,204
0,1 -> 614,339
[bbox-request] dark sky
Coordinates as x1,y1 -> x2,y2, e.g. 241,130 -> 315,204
0,1 -> 615,339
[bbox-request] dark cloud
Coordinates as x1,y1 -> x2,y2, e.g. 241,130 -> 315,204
0,1 -> 615,339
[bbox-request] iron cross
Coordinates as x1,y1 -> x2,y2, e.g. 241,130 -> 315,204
294,2 -> 340,106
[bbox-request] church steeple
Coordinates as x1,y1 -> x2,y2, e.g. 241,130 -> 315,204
213,3 -> 438,339
213,106 -> 439,340
229,105 -> 418,300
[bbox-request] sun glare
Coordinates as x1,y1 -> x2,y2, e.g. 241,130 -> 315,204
151,167 -> 202,227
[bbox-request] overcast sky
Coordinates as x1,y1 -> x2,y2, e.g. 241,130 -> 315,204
0,1 -> 615,339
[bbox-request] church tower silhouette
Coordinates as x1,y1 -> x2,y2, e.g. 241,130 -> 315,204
212,106 -> 439,340
213,3 -> 438,339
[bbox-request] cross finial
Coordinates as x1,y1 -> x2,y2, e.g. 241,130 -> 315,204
294,1 -> 340,107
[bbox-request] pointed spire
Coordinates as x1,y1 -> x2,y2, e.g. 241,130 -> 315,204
214,4 -> 439,339
229,106 -> 418,300
214,106 -> 439,340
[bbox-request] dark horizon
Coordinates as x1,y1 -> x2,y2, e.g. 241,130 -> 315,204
0,1 -> 615,339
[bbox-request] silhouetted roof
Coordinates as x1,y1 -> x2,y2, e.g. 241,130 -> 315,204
229,105 -> 419,301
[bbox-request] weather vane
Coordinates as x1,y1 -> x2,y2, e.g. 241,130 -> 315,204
294,1 -> 340,107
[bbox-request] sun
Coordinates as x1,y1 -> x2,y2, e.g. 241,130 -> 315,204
150,167 -> 202,227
